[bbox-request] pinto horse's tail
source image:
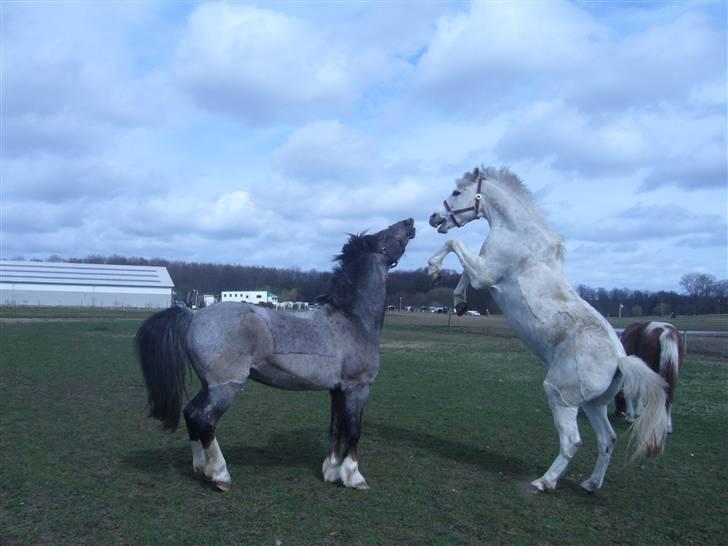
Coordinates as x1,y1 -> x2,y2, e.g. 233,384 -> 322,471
658,327 -> 681,408
135,307 -> 194,432
617,355 -> 669,459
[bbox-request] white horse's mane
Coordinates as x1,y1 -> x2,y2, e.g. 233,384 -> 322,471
461,166 -> 565,261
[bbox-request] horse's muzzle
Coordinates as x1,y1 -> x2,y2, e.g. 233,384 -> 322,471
429,213 -> 447,233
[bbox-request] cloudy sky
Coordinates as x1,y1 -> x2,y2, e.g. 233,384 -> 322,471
1,1 -> 726,291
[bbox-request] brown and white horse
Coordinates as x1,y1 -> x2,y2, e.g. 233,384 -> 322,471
616,322 -> 683,433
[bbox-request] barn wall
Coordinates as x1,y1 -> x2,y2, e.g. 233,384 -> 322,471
0,283 -> 172,309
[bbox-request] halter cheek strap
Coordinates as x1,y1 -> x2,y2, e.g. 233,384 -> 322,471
378,234 -> 404,269
443,174 -> 483,227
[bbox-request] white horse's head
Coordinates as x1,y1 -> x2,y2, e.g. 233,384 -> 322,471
429,167 -> 485,233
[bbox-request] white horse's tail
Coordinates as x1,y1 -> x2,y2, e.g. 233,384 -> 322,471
617,355 -> 669,459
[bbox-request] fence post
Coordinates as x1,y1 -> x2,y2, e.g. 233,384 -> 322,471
683,330 -> 688,354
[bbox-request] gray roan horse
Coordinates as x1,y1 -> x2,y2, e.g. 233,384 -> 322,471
427,167 -> 668,493
136,218 -> 415,491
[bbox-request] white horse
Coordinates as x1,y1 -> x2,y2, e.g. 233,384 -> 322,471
427,166 -> 668,493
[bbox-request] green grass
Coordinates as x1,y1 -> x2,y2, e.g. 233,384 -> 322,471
1,308 -> 726,545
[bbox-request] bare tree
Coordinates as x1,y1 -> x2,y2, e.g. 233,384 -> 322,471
679,273 -> 716,297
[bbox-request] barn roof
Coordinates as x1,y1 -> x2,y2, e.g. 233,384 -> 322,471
0,261 -> 174,289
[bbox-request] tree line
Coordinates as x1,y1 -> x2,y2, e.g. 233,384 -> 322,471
49,255 -> 726,316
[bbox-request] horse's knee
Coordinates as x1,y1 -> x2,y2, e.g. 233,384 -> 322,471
561,438 -> 581,459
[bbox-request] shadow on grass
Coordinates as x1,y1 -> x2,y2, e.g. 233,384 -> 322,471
368,420 -> 533,478
225,427 -> 325,479
123,428 -> 325,482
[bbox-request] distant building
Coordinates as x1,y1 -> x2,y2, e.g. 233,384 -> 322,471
221,290 -> 278,305
0,260 -> 174,308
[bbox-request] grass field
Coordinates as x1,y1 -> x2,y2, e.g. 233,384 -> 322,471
1,308 -> 726,545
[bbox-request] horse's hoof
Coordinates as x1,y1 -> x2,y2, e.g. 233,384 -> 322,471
530,478 -> 555,493
455,302 -> 468,316
580,480 -> 598,494
340,457 -> 367,490
215,480 -> 231,492
322,456 -> 342,484
352,480 -> 369,491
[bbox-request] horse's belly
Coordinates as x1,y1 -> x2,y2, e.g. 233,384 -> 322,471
250,354 -> 340,391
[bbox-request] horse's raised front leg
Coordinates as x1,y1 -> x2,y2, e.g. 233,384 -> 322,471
183,381 -> 244,492
428,240 -> 491,288
531,382 -> 581,492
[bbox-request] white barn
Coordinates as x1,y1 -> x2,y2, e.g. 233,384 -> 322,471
221,290 -> 278,305
0,261 -> 175,309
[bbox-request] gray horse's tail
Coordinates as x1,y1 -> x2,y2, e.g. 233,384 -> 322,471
135,307 -> 194,431
618,355 -> 668,459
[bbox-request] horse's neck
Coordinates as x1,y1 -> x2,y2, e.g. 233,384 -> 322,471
483,184 -> 560,261
349,261 -> 387,335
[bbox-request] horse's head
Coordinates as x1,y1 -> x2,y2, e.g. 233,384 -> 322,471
429,167 -> 484,233
374,218 -> 416,268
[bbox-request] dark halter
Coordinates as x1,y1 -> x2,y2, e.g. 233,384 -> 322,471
378,234 -> 404,269
443,173 -> 484,228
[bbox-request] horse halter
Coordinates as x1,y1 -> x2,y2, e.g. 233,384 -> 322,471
378,234 -> 404,269
443,173 -> 484,228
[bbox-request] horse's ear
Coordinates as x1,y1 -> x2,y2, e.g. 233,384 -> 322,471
473,167 -> 480,179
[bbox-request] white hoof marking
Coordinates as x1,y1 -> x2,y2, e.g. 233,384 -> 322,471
322,455 -> 341,483
341,456 -> 368,490
530,477 -> 556,492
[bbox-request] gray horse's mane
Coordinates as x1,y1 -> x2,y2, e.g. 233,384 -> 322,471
463,166 -> 565,262
317,233 -> 378,311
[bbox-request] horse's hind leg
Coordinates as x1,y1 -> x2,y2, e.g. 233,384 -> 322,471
580,401 -> 617,493
531,383 -> 581,492
625,394 -> 637,422
184,381 -> 243,491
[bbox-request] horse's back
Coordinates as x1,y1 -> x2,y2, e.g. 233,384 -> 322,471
260,307 -> 338,358
621,321 -> 681,372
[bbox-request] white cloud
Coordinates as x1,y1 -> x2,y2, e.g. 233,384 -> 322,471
560,203 -> 725,245
414,1 -> 605,109
272,121 -> 376,183
413,1 -> 724,113
495,101 -> 659,176
1,2 -> 178,159
174,3 -> 408,123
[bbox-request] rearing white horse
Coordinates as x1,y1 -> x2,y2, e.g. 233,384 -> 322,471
427,166 -> 668,493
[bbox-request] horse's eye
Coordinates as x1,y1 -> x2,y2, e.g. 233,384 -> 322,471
452,190 -> 461,196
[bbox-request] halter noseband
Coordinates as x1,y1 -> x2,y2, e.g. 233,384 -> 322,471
443,173 -> 484,228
